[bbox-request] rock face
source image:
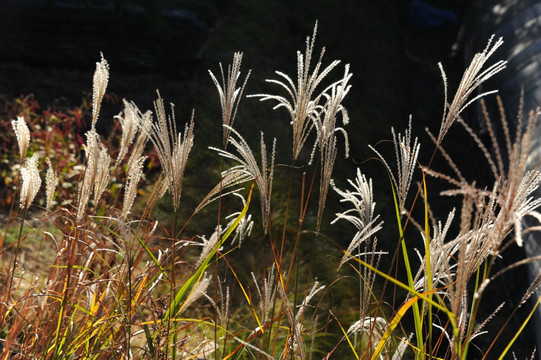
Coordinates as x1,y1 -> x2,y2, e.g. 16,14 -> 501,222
461,0 -> 541,356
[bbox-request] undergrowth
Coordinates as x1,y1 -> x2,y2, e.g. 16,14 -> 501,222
1,24 -> 540,359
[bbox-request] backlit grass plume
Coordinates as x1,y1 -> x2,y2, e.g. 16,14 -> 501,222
370,118 -> 420,216
19,153 -> 41,210
250,22 -> 341,162
91,53 -> 109,127
437,35 -> 506,143
142,92 -> 195,213
312,64 -> 352,232
115,99 -> 151,167
45,157 -> 58,213
76,128 -> 102,220
211,126 -> 275,234
209,51 -> 251,146
11,116 -> 30,163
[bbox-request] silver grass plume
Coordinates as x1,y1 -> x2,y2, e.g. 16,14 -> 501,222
414,209 -> 458,294
92,145 -> 111,205
194,168 -> 252,214
115,99 -> 151,167
311,64 -> 352,232
45,158 -> 58,213
347,317 -> 389,350
310,64 -> 352,165
12,116 -> 30,162
122,156 -> 147,219
211,126 -> 276,234
178,276 -> 210,316
250,22 -> 341,161
437,35 -> 506,143
251,264 -> 276,325
295,281 -> 325,324
142,92 -> 195,213
77,128 -> 100,221
331,169 -> 382,269
208,51 -> 251,146
19,154 -> 41,210
290,281 -> 325,358
126,120 -> 151,174
195,226 -> 222,268
370,118 -> 420,215
226,193 -> 254,247
91,53 -> 109,128
203,276 -> 230,326
332,169 -> 383,319
143,172 -> 169,219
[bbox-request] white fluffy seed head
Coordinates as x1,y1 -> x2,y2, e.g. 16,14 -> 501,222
12,116 -> 30,162
91,53 -> 110,128
45,158 -> 58,213
20,154 -> 41,210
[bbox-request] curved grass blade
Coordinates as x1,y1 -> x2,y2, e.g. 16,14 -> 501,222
497,292 -> 541,360
163,183 -> 254,321
371,294 -> 420,360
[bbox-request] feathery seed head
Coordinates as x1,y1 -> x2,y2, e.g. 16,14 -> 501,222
249,22 -> 341,161
45,157 -> 58,213
195,227 -> 222,268
12,116 -> 30,162
311,64 -> 352,232
370,118 -> 420,215
122,156 -> 147,219
438,36 -> 506,143
142,92 -> 195,212
212,126 -> 275,234
226,193 -> 254,247
91,53 -> 109,128
92,145 -> 111,205
332,169 -> 383,269
20,154 -> 41,210
115,99 -> 149,166
209,52 -> 251,146
77,128 -> 101,221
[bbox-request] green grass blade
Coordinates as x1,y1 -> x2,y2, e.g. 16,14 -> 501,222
348,252 -> 458,338
134,301 -> 157,360
389,176 -> 424,358
163,183 -> 254,321
497,292 -> 541,360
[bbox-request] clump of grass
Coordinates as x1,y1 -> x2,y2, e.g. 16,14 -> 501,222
1,24 -> 540,360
